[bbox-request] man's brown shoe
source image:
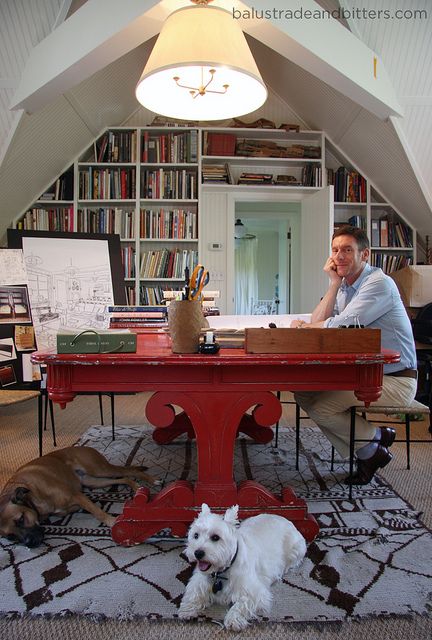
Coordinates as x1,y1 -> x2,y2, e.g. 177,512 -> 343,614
380,427 -> 396,447
345,445 -> 393,485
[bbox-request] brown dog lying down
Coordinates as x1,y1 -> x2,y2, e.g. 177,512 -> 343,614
0,446 -> 154,547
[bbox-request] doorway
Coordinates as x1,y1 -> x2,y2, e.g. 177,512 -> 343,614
234,202 -> 300,315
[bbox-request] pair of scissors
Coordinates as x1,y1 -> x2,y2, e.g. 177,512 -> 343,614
189,264 -> 209,300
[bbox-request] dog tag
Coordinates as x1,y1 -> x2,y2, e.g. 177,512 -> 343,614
212,579 -> 223,594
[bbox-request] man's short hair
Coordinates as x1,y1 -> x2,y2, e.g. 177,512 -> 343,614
332,225 -> 370,251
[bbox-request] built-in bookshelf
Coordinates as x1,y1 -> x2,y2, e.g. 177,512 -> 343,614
16,126 -> 417,306
137,128 -> 199,305
326,138 -> 415,273
201,128 -> 324,188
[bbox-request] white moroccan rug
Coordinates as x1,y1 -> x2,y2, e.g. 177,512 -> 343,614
0,425 -> 431,624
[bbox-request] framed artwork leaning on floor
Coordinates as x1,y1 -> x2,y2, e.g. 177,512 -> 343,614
7,230 -> 126,351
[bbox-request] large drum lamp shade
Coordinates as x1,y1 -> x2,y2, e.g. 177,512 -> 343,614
135,4 -> 267,120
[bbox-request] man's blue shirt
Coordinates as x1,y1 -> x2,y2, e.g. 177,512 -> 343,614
325,263 -> 417,373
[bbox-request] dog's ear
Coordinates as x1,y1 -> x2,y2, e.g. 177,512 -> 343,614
224,504 -> 239,526
200,503 -> 211,516
12,487 -> 30,505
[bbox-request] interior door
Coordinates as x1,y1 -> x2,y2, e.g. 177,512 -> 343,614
299,187 -> 333,313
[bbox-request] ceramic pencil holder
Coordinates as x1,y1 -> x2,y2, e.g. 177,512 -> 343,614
168,300 -> 207,353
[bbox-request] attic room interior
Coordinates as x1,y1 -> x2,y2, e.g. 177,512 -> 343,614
0,2 -> 431,639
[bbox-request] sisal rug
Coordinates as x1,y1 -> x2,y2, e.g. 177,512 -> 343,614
0,425 -> 431,624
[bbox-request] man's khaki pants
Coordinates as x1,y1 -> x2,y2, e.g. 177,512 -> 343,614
294,376 -> 417,458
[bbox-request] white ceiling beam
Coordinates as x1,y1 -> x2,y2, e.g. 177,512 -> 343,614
239,0 -> 403,120
10,0 -> 171,113
11,0 -> 403,121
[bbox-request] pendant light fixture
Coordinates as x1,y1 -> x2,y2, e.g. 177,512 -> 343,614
234,218 -> 256,240
135,0 -> 267,121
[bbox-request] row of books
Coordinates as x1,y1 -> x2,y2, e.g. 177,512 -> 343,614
140,169 -> 198,200
19,206 -> 75,232
107,304 -> 168,329
79,168 -> 136,200
371,218 -> 412,248
94,130 -> 137,163
19,207 -> 136,235
139,248 -> 198,279
139,208 -> 198,240
328,167 -> 367,203
138,285 -> 181,306
122,246 -> 136,279
301,164 -> 322,187
370,252 -> 413,274
38,169 -> 74,201
141,130 -> 198,163
201,164 -> 320,187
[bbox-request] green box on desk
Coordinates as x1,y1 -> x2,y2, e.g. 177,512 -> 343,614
57,329 -> 137,354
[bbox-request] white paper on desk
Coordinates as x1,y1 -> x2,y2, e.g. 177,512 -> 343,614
0,249 -> 28,285
207,314 -> 311,330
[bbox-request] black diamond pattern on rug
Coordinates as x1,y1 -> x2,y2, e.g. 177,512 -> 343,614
0,425 -> 431,623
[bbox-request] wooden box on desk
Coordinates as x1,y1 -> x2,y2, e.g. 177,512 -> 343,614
245,328 -> 381,354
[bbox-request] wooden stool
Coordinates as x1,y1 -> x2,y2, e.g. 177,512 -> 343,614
0,389 -> 40,406
0,389 -> 56,457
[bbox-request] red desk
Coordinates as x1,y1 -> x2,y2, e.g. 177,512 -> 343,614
32,333 -> 399,546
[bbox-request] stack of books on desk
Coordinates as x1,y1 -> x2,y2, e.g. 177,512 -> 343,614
107,305 -> 168,329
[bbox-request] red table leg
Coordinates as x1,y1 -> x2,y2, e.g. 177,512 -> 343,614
112,390 -> 319,545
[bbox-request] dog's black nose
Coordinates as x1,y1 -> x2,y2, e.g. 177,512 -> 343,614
22,525 -> 45,548
194,549 -> 205,560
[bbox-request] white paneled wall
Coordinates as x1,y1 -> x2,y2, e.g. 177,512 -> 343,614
199,190 -> 231,314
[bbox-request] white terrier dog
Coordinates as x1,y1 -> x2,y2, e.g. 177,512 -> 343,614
178,503 -> 307,631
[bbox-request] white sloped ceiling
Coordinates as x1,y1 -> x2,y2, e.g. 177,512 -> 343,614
0,0 -> 431,245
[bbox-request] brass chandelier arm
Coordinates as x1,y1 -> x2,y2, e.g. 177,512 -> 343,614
173,68 -> 229,98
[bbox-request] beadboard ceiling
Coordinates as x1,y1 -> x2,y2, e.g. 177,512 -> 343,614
0,0 -> 431,250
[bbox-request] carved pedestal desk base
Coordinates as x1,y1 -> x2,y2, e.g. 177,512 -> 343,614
31,333 -> 398,547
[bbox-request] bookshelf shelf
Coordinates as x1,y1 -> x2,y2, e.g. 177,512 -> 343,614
15,126 -> 417,306
139,238 -> 198,243
326,137 -> 415,273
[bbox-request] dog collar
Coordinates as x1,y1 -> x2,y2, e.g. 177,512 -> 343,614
210,545 -> 238,594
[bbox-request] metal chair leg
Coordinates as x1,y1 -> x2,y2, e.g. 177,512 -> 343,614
38,393 -> 43,457
48,399 -> 56,447
98,393 -> 104,425
330,446 -> 335,471
405,413 -> 411,470
111,393 -> 115,440
348,406 -> 356,500
43,394 -> 49,431
295,402 -> 301,470
274,391 -> 281,448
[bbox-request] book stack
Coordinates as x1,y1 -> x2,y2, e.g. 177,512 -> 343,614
237,173 -> 273,185
108,305 -> 168,329
201,164 -> 233,184
203,132 -> 236,156
235,139 -> 321,159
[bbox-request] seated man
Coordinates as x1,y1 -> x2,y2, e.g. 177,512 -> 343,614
291,225 -> 417,484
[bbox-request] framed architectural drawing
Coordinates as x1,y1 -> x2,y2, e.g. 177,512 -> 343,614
7,230 -> 126,350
